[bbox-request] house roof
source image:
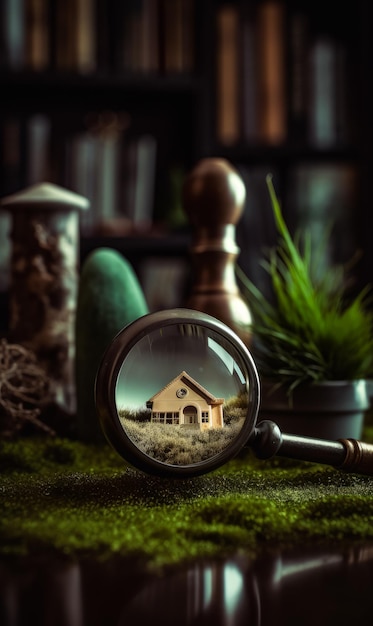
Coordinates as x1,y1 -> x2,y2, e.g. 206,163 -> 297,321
147,371 -> 224,405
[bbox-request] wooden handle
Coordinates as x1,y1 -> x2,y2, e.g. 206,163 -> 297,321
260,424 -> 373,476
338,439 -> 373,475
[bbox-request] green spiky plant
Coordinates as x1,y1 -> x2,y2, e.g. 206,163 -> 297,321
237,174 -> 373,393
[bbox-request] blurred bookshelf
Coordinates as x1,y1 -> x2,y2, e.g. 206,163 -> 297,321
0,0 -> 372,324
211,0 -> 372,296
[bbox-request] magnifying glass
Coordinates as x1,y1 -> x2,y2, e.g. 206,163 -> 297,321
95,309 -> 373,478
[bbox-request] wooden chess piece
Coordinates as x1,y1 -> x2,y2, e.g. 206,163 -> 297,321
182,158 -> 252,345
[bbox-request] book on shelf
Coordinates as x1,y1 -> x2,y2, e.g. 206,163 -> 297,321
75,0 -> 96,73
214,1 -> 353,149
139,256 -> 189,311
237,164 -> 358,295
65,113 -> 157,235
215,1 -> 287,146
179,0 -> 195,73
0,211 -> 11,291
1,110 -> 158,236
160,0 -> 194,74
120,0 -> 160,73
0,0 -> 25,68
66,131 -> 98,234
287,9 -> 351,149
54,0 -> 96,73
140,0 -> 161,73
287,163 -> 358,269
287,10 -> 309,142
256,1 -> 287,145
334,44 -> 350,146
25,0 -> 50,70
95,125 -> 121,228
123,135 -> 157,227
216,4 -> 240,146
0,118 -> 22,291
235,165 -> 279,297
0,118 -> 22,195
308,37 -> 339,148
307,30 -> 351,149
1,0 -> 195,76
52,0 -> 70,70
95,0 -> 113,72
66,114 -> 123,234
27,114 -> 51,185
241,7 -> 259,143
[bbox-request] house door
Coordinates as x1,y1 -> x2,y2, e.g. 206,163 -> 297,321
183,406 -> 198,425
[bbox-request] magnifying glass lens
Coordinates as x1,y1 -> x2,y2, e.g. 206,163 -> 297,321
96,310 -> 260,477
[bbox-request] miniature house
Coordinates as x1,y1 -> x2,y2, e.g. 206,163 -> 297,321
146,371 -> 224,431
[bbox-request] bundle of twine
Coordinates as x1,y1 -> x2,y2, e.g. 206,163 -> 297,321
0,339 -> 54,437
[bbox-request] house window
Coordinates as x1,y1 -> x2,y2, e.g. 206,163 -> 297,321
152,412 -> 166,423
201,412 -> 209,423
152,412 -> 180,424
176,387 -> 188,398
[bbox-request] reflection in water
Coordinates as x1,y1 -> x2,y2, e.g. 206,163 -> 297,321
223,563 -> 248,624
119,548 -> 373,626
118,558 -> 259,626
1,547 -> 373,626
115,323 -> 250,466
0,561 -> 83,626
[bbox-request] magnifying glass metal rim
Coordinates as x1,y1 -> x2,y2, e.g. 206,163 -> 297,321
95,308 -> 260,478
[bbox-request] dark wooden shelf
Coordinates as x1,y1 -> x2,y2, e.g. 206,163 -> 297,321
0,69 -> 202,97
208,143 -> 359,166
80,232 -> 191,266
0,71 -> 204,117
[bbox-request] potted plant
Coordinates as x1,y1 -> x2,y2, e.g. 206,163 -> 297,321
237,175 -> 373,439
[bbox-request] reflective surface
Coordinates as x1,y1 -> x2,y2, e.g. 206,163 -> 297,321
96,309 -> 260,476
1,547 -> 373,625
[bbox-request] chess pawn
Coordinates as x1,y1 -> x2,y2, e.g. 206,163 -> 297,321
182,158 -> 252,346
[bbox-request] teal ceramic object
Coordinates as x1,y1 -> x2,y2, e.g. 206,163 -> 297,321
75,248 -> 149,441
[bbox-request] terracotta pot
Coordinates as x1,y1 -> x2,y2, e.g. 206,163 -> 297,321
258,380 -> 370,440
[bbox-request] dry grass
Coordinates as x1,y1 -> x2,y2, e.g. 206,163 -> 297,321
120,415 -> 246,465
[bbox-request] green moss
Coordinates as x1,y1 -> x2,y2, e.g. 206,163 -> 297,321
1,437 -> 373,571
0,437 -> 121,475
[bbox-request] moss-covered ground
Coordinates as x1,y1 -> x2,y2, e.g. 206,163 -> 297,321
1,427 -> 373,572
